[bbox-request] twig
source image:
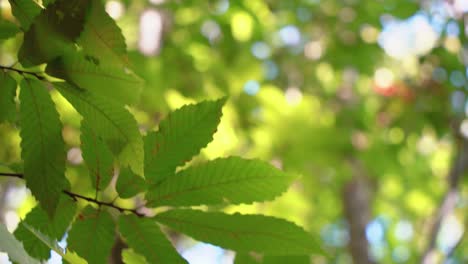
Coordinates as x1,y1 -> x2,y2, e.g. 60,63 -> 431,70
62,190 -> 144,217
0,172 -> 144,217
0,172 -> 24,179
0,65 -> 46,80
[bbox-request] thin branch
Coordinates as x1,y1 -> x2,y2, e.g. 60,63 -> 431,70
0,172 -> 144,217
0,65 -> 46,80
63,190 -> 144,217
0,172 -> 24,179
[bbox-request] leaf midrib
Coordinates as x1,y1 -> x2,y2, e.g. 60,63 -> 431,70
148,103 -> 223,182
150,173 -> 287,206
23,79 -> 56,196
156,214 -> 314,252
59,84 -> 139,160
54,67 -> 140,84
88,20 -> 128,66
123,217 -> 161,263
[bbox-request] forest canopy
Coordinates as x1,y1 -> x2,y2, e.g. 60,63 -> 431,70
1,0 -> 468,263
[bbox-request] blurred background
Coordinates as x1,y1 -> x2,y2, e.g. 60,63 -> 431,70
2,0 -> 468,263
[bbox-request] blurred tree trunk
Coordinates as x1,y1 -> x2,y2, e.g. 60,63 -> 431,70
421,136 -> 468,263
343,173 -> 375,264
109,236 -> 127,264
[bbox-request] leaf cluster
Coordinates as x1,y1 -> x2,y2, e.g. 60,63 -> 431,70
0,0 -> 321,263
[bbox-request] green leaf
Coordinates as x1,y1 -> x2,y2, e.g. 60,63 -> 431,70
0,72 -> 17,123
19,78 -> 68,217
262,255 -> 310,264
234,254 -> 310,264
8,0 -> 42,31
14,196 -> 76,260
0,20 -> 20,40
0,223 -> 39,264
234,253 -> 261,264
68,206 -> 116,264
119,214 -> 187,264
155,210 -> 322,255
81,119 -> 114,192
146,157 -> 296,207
20,223 -> 87,264
42,0 -> 56,7
144,98 -> 226,184
18,0 -> 90,66
122,249 -> 148,264
54,82 -> 144,176
77,0 -> 128,66
47,51 -> 143,105
116,167 -> 146,199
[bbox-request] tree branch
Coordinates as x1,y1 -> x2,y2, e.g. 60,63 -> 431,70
0,65 -> 46,80
0,172 -> 24,179
0,172 -> 144,217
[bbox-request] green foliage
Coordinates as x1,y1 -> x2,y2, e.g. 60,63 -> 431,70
235,254 -> 310,264
47,52 -> 142,105
67,206 -> 115,264
80,119 -> 114,192
0,20 -> 20,40
119,215 -> 187,264
146,157 -> 296,207
54,82 -> 144,175
144,98 -> 226,184
122,249 -> 147,264
0,0 -> 376,264
76,0 -> 128,66
0,72 -> 17,123
18,0 -> 89,66
19,223 -> 87,264
0,223 -> 39,264
155,209 -> 321,255
14,197 -> 76,260
116,167 -> 146,199
7,0 -> 41,31
19,78 -> 68,218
